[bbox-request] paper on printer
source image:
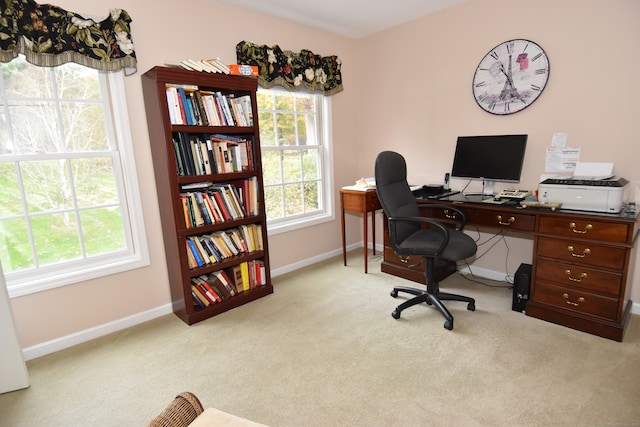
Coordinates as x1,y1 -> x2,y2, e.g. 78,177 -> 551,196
571,162 -> 614,180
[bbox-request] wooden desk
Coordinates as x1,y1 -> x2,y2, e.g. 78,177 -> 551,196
340,188 -> 382,273
381,195 -> 638,341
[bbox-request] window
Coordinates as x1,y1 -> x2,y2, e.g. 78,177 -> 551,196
0,56 -> 148,297
256,88 -> 333,234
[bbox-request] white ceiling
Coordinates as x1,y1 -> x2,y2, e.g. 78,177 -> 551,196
217,0 -> 468,39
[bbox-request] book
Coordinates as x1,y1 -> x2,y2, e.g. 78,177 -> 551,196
209,189 -> 232,221
194,192 -> 212,225
212,270 -> 237,295
206,233 -> 233,258
239,225 -> 255,252
191,290 -> 206,309
177,132 -> 196,176
225,265 -> 244,293
215,92 -> 236,126
204,57 -> 230,74
227,229 -> 248,253
201,92 -> 221,126
193,91 -> 210,126
202,192 -> 222,223
240,261 -> 251,292
176,87 -> 195,125
185,241 -> 198,269
254,259 -> 267,286
235,95 -> 254,126
191,278 -> 217,304
229,64 -> 258,76
195,277 -> 223,302
186,238 -> 204,267
191,284 -> 210,306
165,86 -> 180,125
189,236 -> 210,265
188,193 -> 204,227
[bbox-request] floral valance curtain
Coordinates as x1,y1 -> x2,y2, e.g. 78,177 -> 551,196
0,0 -> 137,75
236,41 -> 342,96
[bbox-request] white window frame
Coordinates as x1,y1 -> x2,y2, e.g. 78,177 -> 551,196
2,68 -> 149,298
257,88 -> 334,236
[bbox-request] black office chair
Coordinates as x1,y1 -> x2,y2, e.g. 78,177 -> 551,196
375,151 -> 477,330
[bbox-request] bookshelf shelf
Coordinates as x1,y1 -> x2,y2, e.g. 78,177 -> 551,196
142,66 -> 273,325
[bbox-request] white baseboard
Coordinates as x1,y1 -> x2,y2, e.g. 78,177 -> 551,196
23,304 -> 173,361
23,241 -> 640,360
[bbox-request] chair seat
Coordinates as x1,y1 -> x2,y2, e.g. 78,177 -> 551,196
397,229 -> 477,261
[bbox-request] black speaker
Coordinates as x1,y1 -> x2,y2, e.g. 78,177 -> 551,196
512,263 -> 532,313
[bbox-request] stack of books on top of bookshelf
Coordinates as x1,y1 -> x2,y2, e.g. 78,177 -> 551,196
165,83 -> 253,127
166,58 -> 230,74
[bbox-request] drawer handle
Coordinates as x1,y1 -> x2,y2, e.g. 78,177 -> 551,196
569,222 -> 593,234
563,293 -> 585,306
497,215 -> 515,226
444,209 -> 457,220
567,246 -> 591,258
399,256 -> 422,269
565,269 -> 588,282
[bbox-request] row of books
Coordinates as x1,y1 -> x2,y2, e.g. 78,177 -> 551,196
173,132 -> 254,176
168,58 -> 231,74
180,179 -> 259,228
185,224 -> 264,269
165,83 -> 252,127
191,260 -> 267,309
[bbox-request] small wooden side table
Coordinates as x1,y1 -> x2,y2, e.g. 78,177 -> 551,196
340,188 -> 382,273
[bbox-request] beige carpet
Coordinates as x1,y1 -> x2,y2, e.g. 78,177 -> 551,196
1,251 -> 639,426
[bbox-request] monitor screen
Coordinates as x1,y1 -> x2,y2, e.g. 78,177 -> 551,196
451,134 -> 528,183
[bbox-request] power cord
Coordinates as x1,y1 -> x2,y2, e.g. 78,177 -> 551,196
458,227 -> 517,288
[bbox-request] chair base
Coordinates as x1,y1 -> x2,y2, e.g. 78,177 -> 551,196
390,285 -> 475,330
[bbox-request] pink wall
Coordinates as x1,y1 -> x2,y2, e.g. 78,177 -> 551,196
8,0 -> 640,351
357,0 -> 640,295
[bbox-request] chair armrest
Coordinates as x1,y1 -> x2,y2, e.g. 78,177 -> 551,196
388,216 -> 451,255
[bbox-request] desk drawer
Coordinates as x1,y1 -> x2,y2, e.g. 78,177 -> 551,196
366,195 -> 382,211
465,209 -> 535,231
536,236 -> 626,270
533,281 -> 620,321
539,217 -> 631,243
382,247 -> 456,281
535,259 -> 622,297
383,247 -> 423,270
423,207 -> 535,231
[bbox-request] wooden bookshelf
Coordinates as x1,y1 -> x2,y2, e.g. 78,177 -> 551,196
141,66 -> 273,325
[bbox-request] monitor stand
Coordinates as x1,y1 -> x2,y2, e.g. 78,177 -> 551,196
483,179 -> 496,196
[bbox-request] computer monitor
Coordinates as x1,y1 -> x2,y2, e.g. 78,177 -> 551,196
451,134 -> 528,195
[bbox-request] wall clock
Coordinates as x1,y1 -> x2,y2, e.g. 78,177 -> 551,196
472,39 -> 550,115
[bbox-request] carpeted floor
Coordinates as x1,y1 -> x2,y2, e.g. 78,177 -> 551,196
1,251 -> 639,426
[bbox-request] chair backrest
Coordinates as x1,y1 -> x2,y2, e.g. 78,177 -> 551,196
375,151 -> 421,243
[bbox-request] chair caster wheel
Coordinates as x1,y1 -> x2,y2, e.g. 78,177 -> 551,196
444,320 -> 453,330
392,310 -> 401,319
390,289 -> 398,298
467,302 -> 475,311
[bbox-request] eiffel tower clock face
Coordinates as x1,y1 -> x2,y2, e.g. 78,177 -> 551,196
472,39 -> 550,115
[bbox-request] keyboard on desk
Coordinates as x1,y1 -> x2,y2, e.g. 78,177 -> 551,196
435,190 -> 460,199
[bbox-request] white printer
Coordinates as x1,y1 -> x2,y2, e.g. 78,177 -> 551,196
538,177 -> 629,213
